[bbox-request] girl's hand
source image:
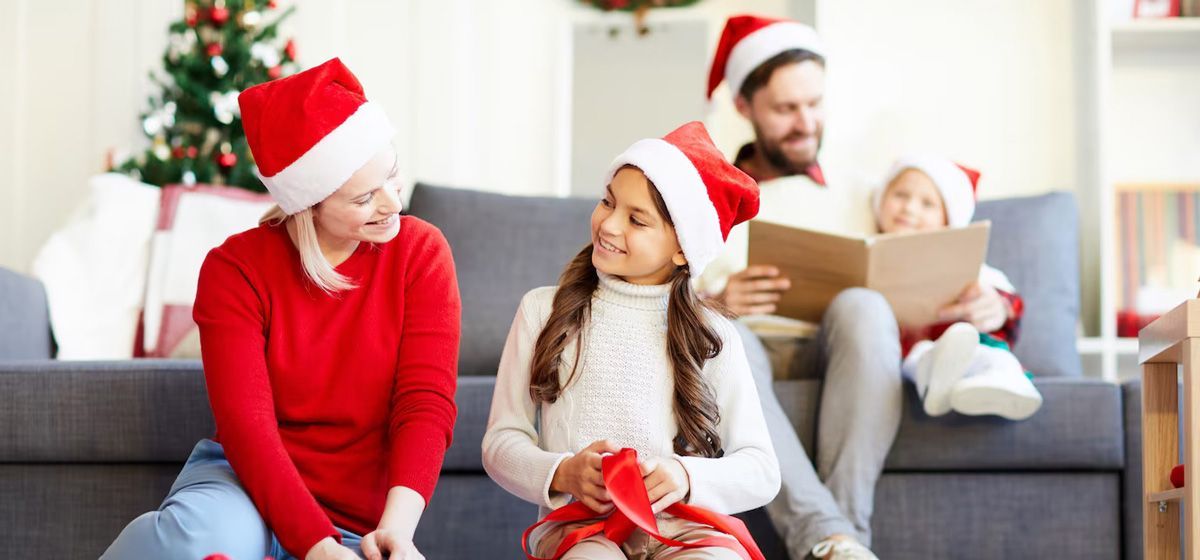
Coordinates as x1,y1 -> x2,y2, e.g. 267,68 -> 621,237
304,537 -> 361,560
550,439 -> 620,513
362,528 -> 424,560
640,457 -> 691,514
938,282 -> 1008,333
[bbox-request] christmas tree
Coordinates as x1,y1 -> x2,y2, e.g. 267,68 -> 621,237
113,0 -> 298,192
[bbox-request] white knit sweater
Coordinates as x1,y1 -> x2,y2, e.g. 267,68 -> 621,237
482,273 -> 780,519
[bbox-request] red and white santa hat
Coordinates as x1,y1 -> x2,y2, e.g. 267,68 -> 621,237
876,155 -> 982,227
605,121 -> 759,277
238,57 -> 395,215
708,14 -> 825,100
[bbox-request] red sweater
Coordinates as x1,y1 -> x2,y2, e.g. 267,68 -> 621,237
193,217 -> 460,557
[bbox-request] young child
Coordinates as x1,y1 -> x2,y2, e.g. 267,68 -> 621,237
874,155 -> 1043,421
482,122 -> 781,559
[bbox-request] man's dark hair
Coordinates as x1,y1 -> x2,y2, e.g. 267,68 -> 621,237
738,49 -> 825,101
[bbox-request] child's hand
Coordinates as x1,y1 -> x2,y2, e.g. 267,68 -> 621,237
551,439 -> 620,513
640,457 -> 691,514
938,282 -> 1007,333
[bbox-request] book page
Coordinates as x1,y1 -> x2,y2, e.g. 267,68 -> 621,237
867,221 -> 991,327
748,221 -> 870,323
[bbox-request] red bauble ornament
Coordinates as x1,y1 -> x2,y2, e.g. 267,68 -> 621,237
186,146 -> 198,159
209,6 -> 230,26
205,42 -> 223,57
171,146 -> 185,159
284,39 -> 297,61
267,65 -> 282,80
268,0 -> 278,8
185,11 -> 199,27
216,152 -> 237,168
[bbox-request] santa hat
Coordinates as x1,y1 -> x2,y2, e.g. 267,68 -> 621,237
605,121 -> 759,277
876,155 -> 981,228
239,57 -> 395,214
708,14 -> 825,100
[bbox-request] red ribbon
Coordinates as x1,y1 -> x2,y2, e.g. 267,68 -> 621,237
521,448 -> 765,560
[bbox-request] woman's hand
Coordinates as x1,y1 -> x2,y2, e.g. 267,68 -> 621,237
640,457 -> 691,514
304,537 -> 361,560
550,439 -> 620,513
362,528 -> 424,560
938,282 -> 1008,333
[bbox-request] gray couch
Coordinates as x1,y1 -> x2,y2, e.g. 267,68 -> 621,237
0,185 -> 1144,559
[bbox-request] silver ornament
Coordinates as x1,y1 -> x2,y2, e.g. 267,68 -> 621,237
211,55 -> 229,77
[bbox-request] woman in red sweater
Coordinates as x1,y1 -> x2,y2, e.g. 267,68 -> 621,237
103,58 -> 460,560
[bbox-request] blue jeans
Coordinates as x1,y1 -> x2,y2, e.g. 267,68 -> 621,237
102,439 -> 366,560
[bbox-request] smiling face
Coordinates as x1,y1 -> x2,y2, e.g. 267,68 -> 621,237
736,59 -> 826,175
312,146 -> 404,247
877,168 -> 949,234
590,166 -> 687,285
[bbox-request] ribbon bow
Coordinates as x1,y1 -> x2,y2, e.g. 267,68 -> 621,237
521,448 -> 765,560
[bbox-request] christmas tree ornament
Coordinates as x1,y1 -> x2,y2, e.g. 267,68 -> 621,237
240,10 -> 261,30
143,115 -> 163,137
185,3 -> 199,27
182,170 -> 197,186
267,66 -> 282,80
211,55 -> 229,77
153,137 -> 171,161
206,42 -> 223,57
284,38 -> 297,61
209,1 -> 231,27
210,91 -> 241,125
167,31 -> 197,62
250,42 -> 280,68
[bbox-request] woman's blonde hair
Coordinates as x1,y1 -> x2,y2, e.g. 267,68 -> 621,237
260,204 -> 356,294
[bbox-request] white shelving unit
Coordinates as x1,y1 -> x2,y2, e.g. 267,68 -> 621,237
1077,6 -> 1200,382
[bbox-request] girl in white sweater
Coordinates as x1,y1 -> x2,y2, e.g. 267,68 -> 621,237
482,122 -> 780,559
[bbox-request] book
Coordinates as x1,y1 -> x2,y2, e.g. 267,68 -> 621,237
747,220 -> 991,328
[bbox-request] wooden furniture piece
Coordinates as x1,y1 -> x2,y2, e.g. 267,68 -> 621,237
1140,299 -> 1200,559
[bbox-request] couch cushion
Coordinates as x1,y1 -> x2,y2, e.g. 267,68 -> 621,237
974,192 -> 1082,377
2,463 -> 182,559
0,360 -> 211,462
407,184 -> 596,377
871,472 -> 1120,559
773,377 -> 1124,470
0,268 -> 53,360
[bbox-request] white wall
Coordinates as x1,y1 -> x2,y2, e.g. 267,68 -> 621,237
814,0 -> 1079,196
0,0 -> 178,274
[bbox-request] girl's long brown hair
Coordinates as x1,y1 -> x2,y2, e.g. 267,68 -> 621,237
529,177 -> 725,458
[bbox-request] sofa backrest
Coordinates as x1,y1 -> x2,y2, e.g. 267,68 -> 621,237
407,183 -> 595,376
0,268 -> 54,360
975,192 -> 1082,377
409,184 -> 1083,378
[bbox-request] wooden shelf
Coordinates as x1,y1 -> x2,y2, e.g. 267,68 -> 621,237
1149,487 -> 1186,504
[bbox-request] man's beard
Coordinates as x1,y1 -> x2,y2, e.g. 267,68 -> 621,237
754,125 -> 822,176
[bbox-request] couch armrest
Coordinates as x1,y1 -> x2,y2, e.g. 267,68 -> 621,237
0,268 -> 53,360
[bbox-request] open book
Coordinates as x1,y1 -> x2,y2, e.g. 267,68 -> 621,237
747,221 -> 991,328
